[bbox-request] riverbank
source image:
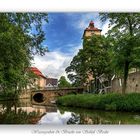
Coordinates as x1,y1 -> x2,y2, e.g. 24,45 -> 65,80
0,94 -> 29,101
56,93 -> 140,112
0,90 -> 31,101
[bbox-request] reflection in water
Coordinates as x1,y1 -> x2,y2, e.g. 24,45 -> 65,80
39,111 -> 71,124
0,99 -> 57,124
0,99 -> 140,124
59,107 -> 140,125
0,99 -> 45,124
67,113 -> 80,124
38,111 -> 80,125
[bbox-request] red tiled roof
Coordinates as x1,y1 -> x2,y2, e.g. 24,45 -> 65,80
85,20 -> 102,31
30,67 -> 47,79
85,27 -> 101,31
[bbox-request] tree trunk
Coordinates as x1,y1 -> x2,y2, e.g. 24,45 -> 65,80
95,75 -> 100,94
96,78 -> 100,93
122,15 -> 133,94
94,77 -> 97,93
122,16 -> 132,94
122,61 -> 129,94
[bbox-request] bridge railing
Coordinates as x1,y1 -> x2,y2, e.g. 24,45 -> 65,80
32,87 -> 84,91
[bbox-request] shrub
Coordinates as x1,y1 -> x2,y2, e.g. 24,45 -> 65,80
105,103 -> 116,111
56,93 -> 140,112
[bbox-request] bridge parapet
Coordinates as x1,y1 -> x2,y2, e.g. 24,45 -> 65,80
32,87 -> 83,92
31,87 -> 84,105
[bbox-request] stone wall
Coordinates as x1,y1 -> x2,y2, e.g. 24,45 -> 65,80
31,87 -> 84,105
111,71 -> 140,93
19,90 -> 31,99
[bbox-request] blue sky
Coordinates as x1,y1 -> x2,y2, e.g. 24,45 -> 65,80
43,13 -> 82,53
33,12 -> 109,79
42,12 -> 106,53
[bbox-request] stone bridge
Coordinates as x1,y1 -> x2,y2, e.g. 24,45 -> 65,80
31,87 -> 84,105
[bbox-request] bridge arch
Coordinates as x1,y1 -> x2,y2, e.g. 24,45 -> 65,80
31,87 -> 84,105
32,92 -> 45,103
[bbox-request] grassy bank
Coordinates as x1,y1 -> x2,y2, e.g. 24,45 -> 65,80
56,93 -> 140,112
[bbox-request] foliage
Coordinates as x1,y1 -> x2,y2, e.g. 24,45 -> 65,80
0,99 -> 41,124
66,49 -> 88,87
58,76 -> 71,88
5,13 -> 49,55
105,102 -> 117,111
66,35 -> 112,92
0,109 -> 40,124
0,13 -> 48,96
83,35 -> 113,78
57,93 -> 140,112
59,106 -> 140,124
100,13 -> 140,93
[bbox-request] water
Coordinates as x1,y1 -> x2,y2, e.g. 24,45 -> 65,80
0,98 -> 140,124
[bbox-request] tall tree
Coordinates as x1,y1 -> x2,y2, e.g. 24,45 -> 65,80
5,13 -> 48,55
58,76 -> 71,88
0,13 -> 48,96
100,13 -> 140,94
66,49 -> 88,87
66,35 -> 112,93
83,35 -> 112,93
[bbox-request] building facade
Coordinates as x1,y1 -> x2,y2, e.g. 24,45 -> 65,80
29,67 -> 47,89
28,67 -> 58,90
46,78 -> 58,88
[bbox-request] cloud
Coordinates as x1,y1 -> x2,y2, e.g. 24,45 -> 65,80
101,20 -> 110,36
32,44 -> 82,80
77,13 -> 99,30
67,43 -> 82,55
32,13 -> 110,81
68,12 -> 109,35
38,110 -> 73,124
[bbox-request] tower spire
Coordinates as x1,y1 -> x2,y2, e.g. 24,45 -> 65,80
89,20 -> 94,28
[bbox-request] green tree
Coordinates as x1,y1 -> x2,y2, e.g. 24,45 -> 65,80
66,35 -> 112,93
58,76 -> 71,88
0,13 -> 48,96
100,13 -> 140,94
66,49 -> 88,87
83,35 -> 112,93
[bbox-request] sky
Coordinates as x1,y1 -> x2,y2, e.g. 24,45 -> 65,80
32,12 -> 109,80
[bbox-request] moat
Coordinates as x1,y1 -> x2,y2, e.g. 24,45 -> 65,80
0,98 -> 140,124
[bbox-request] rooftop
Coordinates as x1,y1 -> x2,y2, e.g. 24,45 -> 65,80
85,20 -> 102,31
30,67 -> 47,79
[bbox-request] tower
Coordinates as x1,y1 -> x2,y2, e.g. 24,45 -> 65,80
82,21 -> 102,93
82,20 -> 102,39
